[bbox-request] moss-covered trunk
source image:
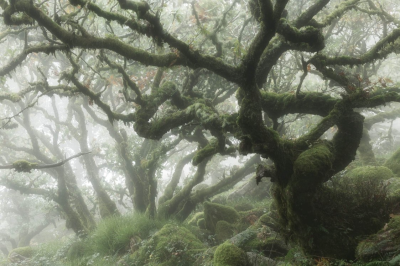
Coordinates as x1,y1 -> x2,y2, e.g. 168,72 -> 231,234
274,109 -> 365,259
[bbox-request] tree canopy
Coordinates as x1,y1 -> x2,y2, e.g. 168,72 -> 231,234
1,0 -> 400,261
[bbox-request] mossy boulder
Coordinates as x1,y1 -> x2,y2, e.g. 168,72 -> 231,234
237,208 -> 268,232
131,224 -> 205,266
226,211 -> 288,259
204,202 -> 239,233
187,212 -> 204,226
216,221 -> 235,242
347,166 -> 393,181
8,246 -> 35,262
193,246 -> 217,266
246,252 -> 276,266
197,218 -> 206,229
229,226 -> 288,259
356,215 -> 400,262
213,242 -> 249,266
254,212 -> 280,232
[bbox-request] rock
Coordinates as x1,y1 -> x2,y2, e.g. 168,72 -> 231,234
8,246 -> 34,263
356,215 -> 400,262
246,252 -> 276,266
347,166 -> 393,181
216,221 -> 235,242
131,223 -> 205,266
204,202 -> 239,233
187,212 -> 204,226
229,227 -> 288,259
197,218 -> 206,229
213,242 -> 249,266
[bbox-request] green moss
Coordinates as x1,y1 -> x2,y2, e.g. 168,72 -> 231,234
385,148 -> 400,176
192,139 -> 219,166
187,212 -> 204,226
213,242 -> 248,266
215,221 -> 235,242
274,140 -> 393,260
0,92 -> 21,102
197,218 -> 206,229
131,224 -> 205,266
8,246 -> 35,262
347,166 -> 394,181
356,215 -> 400,262
12,160 -> 38,173
384,178 -> 400,197
203,202 -> 239,233
91,212 -> 165,255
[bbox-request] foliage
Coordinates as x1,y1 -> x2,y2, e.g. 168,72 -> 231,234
90,212 -> 166,256
129,223 -> 205,266
347,166 -> 394,181
1,0 -> 400,263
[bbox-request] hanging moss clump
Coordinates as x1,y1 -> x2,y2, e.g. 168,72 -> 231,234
12,160 -> 38,173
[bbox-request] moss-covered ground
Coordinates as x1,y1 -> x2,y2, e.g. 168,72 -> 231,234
2,168 -> 399,266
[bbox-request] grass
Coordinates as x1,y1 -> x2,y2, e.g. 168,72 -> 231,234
90,212 -> 167,256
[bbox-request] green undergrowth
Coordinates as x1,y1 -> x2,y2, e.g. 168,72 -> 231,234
90,212 -> 167,256
53,212 -> 167,266
3,191 -> 397,266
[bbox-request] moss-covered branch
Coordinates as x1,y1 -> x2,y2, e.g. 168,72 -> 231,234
294,0 -> 330,27
6,0 -> 181,67
0,44 -> 68,77
310,28 -> 400,68
64,71 -> 136,123
277,19 -> 324,50
310,0 -> 361,28
260,91 -> 337,119
365,108 -> 400,129
0,152 -> 91,172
